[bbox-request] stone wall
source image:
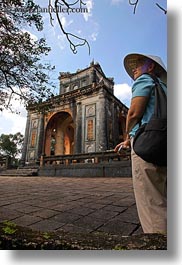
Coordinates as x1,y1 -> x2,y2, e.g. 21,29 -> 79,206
38,161 -> 132,178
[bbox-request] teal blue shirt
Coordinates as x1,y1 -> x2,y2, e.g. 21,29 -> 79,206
129,74 -> 167,138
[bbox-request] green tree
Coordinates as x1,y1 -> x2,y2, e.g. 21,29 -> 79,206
0,0 -> 55,112
0,132 -> 24,158
0,0 -> 166,113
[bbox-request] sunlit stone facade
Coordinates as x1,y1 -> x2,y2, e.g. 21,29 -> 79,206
21,61 -> 128,165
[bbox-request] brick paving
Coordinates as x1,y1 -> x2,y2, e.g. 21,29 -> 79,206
0,176 -> 143,236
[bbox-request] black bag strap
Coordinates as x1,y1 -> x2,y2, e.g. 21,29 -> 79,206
137,74 -> 167,126
149,75 -> 167,119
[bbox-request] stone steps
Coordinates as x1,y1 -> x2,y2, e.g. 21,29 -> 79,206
0,168 -> 38,176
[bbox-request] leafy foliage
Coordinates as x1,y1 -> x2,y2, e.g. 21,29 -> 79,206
0,132 -> 24,158
0,0 -> 166,113
2,221 -> 17,235
0,0 -> 55,112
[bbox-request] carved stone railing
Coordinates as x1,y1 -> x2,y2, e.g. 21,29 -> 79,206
40,150 -> 131,167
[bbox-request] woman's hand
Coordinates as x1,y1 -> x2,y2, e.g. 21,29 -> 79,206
114,139 -> 131,153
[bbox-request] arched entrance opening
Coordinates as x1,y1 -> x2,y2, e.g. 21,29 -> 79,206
44,112 -> 74,156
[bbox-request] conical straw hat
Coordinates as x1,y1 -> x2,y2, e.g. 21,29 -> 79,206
124,53 -> 167,84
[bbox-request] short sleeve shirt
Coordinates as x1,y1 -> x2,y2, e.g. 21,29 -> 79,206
129,74 -> 167,137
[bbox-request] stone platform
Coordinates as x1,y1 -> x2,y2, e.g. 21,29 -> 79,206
0,176 -> 142,236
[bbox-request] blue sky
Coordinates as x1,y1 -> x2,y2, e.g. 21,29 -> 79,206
0,0 -> 167,135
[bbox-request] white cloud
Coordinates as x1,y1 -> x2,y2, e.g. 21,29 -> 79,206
82,0 -> 93,21
114,83 -> 132,107
0,98 -> 27,135
57,34 -> 67,50
89,31 -> 98,41
60,16 -> 73,28
0,111 -> 26,135
111,0 -> 124,5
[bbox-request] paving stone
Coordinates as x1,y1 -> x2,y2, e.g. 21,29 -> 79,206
67,206 -> 95,216
0,176 -> 142,236
29,219 -> 64,232
73,216 -> 105,230
98,220 -> 137,236
102,205 -> 127,213
115,205 -> 140,224
13,215 -> 42,226
85,209 -> 119,221
28,200 -> 60,208
57,224 -> 92,233
132,226 -> 143,235
0,200 -> 13,207
32,209 -> 59,219
16,205 -> 42,214
84,202 -> 106,210
22,199 -> 46,206
0,208 -> 23,222
52,212 -> 82,223
113,198 -> 136,207
51,202 -> 83,212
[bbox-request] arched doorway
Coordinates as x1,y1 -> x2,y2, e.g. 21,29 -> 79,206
44,112 -> 74,156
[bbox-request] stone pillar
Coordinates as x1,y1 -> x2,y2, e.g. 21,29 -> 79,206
20,112 -> 31,166
96,90 -> 108,151
36,113 -> 44,160
91,69 -> 96,83
74,102 -> 82,154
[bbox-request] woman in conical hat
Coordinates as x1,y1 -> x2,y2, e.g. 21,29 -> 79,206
124,53 -> 167,84
115,53 -> 167,234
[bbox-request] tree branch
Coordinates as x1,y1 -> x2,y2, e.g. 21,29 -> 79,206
156,3 -> 167,14
129,0 -> 167,15
48,0 -> 90,54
